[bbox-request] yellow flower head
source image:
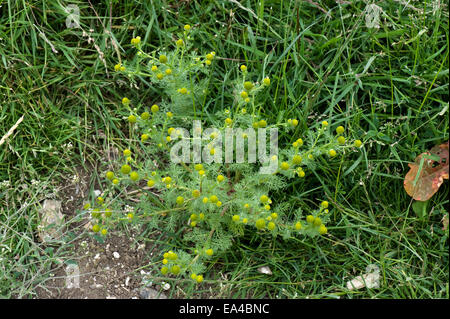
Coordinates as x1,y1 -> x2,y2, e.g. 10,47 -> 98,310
130,171 -> 139,181
280,162 -> 290,170
258,120 -> 267,128
106,171 -> 114,180
260,195 -> 269,203
255,219 -> 266,230
205,249 -> 214,256
292,155 -> 302,165
151,104 -> 159,113
122,97 -> 130,105
176,196 -> 184,205
123,149 -> 131,157
128,115 -> 137,123
337,136 -> 346,145
159,54 -> 168,63
244,81 -> 254,91
131,36 -> 141,45
319,225 -> 327,235
336,126 -> 345,135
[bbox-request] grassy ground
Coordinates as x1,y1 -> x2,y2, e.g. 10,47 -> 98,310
0,0 -> 448,298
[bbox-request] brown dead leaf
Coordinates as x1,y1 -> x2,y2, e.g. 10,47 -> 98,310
404,142 -> 449,201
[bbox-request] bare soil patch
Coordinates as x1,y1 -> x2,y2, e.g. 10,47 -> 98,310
34,166 -> 165,299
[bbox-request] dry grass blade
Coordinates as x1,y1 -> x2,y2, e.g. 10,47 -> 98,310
0,115 -> 24,146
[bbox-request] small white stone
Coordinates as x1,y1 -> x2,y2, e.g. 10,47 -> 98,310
90,283 -> 103,289
113,252 -> 120,259
257,266 -> 272,275
346,264 -> 380,290
161,282 -> 171,291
